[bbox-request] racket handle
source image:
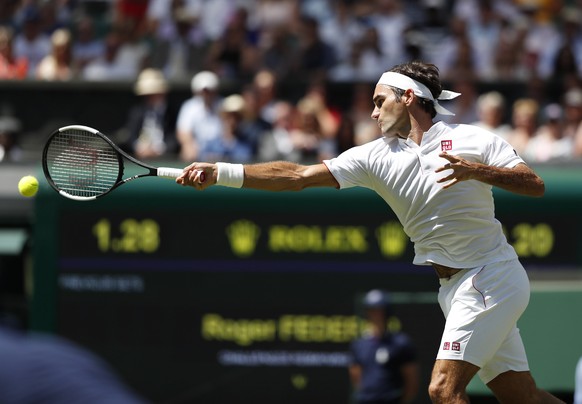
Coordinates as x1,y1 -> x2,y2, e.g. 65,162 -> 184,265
157,167 -> 183,178
157,167 -> 206,183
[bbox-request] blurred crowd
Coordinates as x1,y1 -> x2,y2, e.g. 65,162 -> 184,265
2,0 -> 582,164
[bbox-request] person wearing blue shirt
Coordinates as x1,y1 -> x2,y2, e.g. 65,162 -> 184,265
349,290 -> 419,404
0,325 -> 146,403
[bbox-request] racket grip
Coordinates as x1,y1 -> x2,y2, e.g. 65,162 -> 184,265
157,167 -> 183,178
157,167 -> 206,182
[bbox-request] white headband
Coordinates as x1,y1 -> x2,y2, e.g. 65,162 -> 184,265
377,72 -> 460,116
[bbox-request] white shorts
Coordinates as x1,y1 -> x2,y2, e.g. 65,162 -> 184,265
436,259 -> 531,384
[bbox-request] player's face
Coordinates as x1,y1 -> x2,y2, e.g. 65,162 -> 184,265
371,85 -> 410,138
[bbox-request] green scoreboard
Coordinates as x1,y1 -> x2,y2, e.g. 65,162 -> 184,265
31,166 -> 582,403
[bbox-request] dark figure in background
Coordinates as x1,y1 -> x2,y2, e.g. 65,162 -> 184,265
0,326 -> 147,403
121,68 -> 179,160
349,290 -> 419,404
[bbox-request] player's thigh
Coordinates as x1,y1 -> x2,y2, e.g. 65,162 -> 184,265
430,359 -> 480,393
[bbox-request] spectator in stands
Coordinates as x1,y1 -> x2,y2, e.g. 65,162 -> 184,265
319,0 -> 365,67
113,0 -> 149,31
255,0 -> 298,32
290,95 -> 337,163
336,114 -> 356,154
0,1 -> 19,26
298,81 -> 340,146
251,69 -> 280,126
453,0 -> 520,26
562,87 -> 582,140
557,8 -> 582,79
407,0 -> 450,69
519,2 -> 562,79
349,289 -> 419,404
0,114 -> 22,163
82,31 -> 134,80
71,16 -> 105,73
148,3 -> 209,82
330,25 -> 386,83
202,94 -> 257,163
258,23 -> 297,81
0,26 -> 28,79
523,103 -> 573,163
36,0 -> 73,35
257,100 -> 301,162
206,7 -> 260,80
292,14 -> 337,82
119,68 -> 179,160
492,17 -> 529,81
438,18 -> 477,83
12,5 -> 51,77
114,18 -> 151,79
368,0 -> 410,68
506,98 -> 540,156
472,91 -> 512,140
193,0 -> 235,43
176,70 -> 223,162
0,325 -> 147,403
465,0 -> 503,80
36,28 -> 73,80
348,83 -> 381,146
441,76 -> 478,125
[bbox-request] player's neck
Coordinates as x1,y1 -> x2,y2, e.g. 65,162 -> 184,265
408,111 -> 434,145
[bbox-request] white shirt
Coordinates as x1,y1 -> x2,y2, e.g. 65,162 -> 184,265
176,96 -> 223,145
324,122 -> 523,268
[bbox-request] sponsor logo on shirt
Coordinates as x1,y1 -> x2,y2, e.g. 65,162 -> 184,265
441,140 -> 452,151
442,341 -> 461,352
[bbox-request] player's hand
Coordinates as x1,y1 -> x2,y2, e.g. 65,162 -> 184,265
177,162 -> 216,190
435,152 -> 476,189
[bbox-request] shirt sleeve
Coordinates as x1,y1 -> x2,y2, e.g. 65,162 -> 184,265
482,131 -> 525,168
323,144 -> 374,190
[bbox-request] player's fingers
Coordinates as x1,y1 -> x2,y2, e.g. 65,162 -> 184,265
436,173 -> 456,183
434,163 -> 453,173
182,161 -> 200,171
441,178 -> 458,189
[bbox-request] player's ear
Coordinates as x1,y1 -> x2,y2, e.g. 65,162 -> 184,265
403,89 -> 415,106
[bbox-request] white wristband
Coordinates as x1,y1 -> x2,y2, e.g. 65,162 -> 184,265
215,162 -> 245,188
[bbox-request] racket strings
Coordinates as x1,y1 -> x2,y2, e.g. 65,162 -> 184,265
45,130 -> 120,198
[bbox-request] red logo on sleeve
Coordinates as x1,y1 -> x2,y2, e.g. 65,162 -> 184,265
443,342 -> 450,350
452,342 -> 461,351
441,140 -> 452,151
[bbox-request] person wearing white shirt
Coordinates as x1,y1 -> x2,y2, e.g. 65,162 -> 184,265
176,61 -> 563,404
176,70 -> 223,162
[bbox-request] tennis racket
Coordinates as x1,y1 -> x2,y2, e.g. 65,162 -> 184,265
42,125 -> 203,201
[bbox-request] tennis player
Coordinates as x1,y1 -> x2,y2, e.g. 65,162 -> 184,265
177,61 -> 563,403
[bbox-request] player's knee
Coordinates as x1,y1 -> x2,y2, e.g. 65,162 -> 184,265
428,375 -> 466,404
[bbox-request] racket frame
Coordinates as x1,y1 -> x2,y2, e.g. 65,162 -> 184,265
42,125 -> 181,201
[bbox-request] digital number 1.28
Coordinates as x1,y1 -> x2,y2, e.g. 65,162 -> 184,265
92,218 -> 160,253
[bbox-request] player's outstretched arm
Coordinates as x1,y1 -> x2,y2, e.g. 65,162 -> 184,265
435,153 -> 545,197
177,161 -> 339,191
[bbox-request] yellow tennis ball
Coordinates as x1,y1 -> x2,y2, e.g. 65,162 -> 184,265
18,175 -> 39,197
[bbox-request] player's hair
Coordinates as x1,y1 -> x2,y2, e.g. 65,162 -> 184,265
388,61 -> 443,118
